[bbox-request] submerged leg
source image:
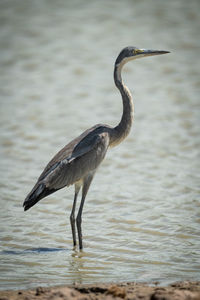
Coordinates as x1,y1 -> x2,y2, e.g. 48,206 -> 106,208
76,173 -> 94,250
70,183 -> 81,247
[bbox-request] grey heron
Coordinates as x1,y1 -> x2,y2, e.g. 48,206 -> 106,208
23,46 -> 169,249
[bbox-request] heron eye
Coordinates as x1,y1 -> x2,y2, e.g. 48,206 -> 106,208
134,49 -> 142,55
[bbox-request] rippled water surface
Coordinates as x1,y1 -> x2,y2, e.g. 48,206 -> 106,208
0,0 -> 200,290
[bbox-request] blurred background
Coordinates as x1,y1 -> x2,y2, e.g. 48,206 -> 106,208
0,0 -> 199,290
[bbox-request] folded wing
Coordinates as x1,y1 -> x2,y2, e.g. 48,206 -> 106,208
23,127 -> 110,211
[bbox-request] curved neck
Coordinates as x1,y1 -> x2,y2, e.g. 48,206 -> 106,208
110,61 -> 134,147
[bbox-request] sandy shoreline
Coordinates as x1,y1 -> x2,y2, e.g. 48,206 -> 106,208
0,281 -> 200,300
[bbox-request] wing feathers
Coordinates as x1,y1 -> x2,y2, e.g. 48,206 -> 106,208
23,183 -> 58,211
23,127 -> 110,209
44,132 -> 109,190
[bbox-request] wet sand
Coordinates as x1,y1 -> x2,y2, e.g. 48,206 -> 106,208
1,281 -> 200,300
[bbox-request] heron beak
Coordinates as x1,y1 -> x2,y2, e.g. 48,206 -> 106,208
137,49 -> 170,57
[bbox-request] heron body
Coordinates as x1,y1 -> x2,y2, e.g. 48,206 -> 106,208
23,46 -> 169,249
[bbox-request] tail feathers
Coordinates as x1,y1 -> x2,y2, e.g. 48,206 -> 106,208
23,183 -> 57,211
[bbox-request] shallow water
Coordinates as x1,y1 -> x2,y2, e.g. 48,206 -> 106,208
0,0 -> 200,291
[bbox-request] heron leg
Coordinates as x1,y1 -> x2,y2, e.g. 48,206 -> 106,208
76,173 -> 94,250
70,183 -> 81,247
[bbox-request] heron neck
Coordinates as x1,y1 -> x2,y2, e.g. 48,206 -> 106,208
110,63 -> 134,147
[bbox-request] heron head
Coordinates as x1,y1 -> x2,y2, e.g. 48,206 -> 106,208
116,46 -> 170,66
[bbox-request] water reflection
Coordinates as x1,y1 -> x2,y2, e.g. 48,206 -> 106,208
69,251 -> 87,284
1,248 -> 68,255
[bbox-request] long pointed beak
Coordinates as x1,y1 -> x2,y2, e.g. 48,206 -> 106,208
138,49 -> 170,57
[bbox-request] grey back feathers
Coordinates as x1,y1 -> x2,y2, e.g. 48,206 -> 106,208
44,127 -> 110,190
23,124 -> 110,210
